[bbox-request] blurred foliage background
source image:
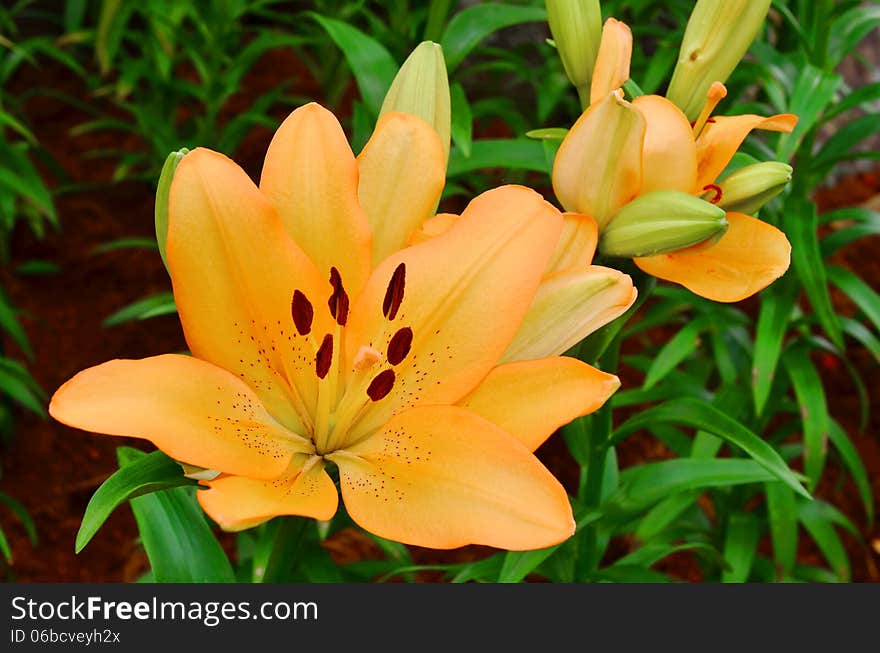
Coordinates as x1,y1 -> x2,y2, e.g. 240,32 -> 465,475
0,0 -> 878,582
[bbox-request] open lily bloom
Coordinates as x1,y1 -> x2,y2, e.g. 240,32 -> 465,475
50,103 -> 627,551
553,18 -> 798,302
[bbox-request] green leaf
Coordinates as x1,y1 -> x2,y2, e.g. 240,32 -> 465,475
765,481 -> 798,579
781,346 -> 830,489
449,83 -> 473,158
0,358 -> 45,416
117,448 -> 234,583
525,127 -> 569,140
440,3 -> 547,70
447,138 -> 548,176
776,66 -> 841,161
826,264 -> 880,336
813,114 -> 880,171
634,491 -> 700,543
721,512 -> 760,582
642,315 -> 712,389
798,500 -> 851,581
820,210 -> 880,256
606,459 -> 778,517
313,14 -> 398,117
103,292 -> 176,327
611,397 -> 809,498
753,277 -> 798,416
784,198 -> 843,348
828,5 -> 880,66
827,420 -> 874,525
155,149 -> 188,273
0,293 -> 32,359
92,237 -> 159,255
0,491 -> 37,547
76,449 -> 197,553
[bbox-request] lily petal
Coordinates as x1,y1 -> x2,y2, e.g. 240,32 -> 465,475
458,357 -> 620,451
552,91 -> 645,230
168,147 -> 329,432
634,212 -> 791,302
49,355 -> 307,479
357,112 -> 446,266
502,266 -> 636,362
260,102 -> 372,296
590,18 -> 633,102
633,94 -> 698,194
407,212 -> 459,245
342,186 -> 562,441
198,455 -> 338,531
695,113 -> 798,190
331,405 -> 575,550
546,212 -> 598,274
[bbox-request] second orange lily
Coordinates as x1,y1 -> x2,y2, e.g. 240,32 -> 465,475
553,18 -> 798,303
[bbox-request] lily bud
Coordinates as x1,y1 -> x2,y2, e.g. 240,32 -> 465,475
546,0 -> 602,107
599,190 -> 728,258
666,0 -> 773,120
155,148 -> 189,273
715,162 -> 792,215
380,41 -> 450,163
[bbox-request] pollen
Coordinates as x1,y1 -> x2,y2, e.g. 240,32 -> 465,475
315,333 -> 333,379
367,369 -> 396,401
291,290 -> 314,336
386,327 -> 413,365
383,262 -> 406,321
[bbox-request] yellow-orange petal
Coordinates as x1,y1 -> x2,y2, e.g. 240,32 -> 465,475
552,91 -> 645,230
357,112 -> 446,266
407,212 -> 459,245
590,18 -> 632,103
695,113 -> 798,190
260,102 -> 372,297
634,212 -> 791,302
340,185 -> 562,443
49,355 -> 308,479
168,147 -> 329,431
458,357 -> 620,451
546,212 -> 598,274
331,405 -> 574,550
198,455 -> 338,531
632,94 -> 698,194
502,266 -> 636,362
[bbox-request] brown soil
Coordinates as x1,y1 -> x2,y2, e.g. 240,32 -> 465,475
1,53 -> 878,583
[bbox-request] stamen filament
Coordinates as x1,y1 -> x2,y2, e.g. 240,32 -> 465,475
692,81 -> 727,138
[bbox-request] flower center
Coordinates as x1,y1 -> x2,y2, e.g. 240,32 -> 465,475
290,263 -> 412,455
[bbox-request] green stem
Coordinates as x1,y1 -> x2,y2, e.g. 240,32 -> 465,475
573,334 -> 621,580
260,516 -> 309,582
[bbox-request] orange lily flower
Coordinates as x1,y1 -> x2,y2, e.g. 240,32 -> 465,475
553,18 -> 798,302
50,103 -> 625,550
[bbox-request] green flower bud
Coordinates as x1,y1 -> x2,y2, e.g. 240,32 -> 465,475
600,190 -> 728,258
715,162 -> 792,215
666,0 -> 773,120
546,0 -> 602,107
380,41 -> 450,162
155,147 -> 189,273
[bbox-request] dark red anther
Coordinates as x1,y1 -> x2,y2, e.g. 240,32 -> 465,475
702,184 -> 723,204
315,333 -> 333,379
366,369 -> 396,401
291,290 -> 314,336
382,263 -> 406,321
328,267 -> 349,326
386,327 -> 413,366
